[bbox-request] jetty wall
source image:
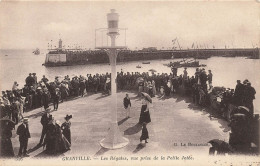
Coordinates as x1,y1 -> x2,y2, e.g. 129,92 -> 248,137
44,48 -> 259,66
45,54 -> 67,63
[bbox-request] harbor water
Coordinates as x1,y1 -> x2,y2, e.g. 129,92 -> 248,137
0,49 -> 259,113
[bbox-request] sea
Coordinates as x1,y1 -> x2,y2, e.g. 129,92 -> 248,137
0,49 -> 259,113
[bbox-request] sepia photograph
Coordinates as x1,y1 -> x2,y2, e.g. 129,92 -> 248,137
0,1 -> 259,166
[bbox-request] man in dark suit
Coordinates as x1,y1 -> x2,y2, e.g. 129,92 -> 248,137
123,93 -> 131,118
244,82 -> 256,116
16,118 -> 30,157
38,108 -> 52,146
25,73 -> 34,87
42,90 -> 50,110
53,88 -> 60,111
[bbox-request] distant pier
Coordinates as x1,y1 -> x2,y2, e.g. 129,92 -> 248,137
44,48 -> 259,67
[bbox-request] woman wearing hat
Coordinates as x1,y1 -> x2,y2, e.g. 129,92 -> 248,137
138,93 -> 151,124
55,120 -> 70,153
61,115 -> 72,144
0,117 -> 15,157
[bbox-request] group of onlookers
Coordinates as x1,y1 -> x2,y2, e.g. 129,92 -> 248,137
220,79 -> 256,116
0,68 -> 256,122
0,67 -> 257,157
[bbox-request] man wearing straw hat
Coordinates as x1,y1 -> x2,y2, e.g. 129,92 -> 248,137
16,118 -> 31,157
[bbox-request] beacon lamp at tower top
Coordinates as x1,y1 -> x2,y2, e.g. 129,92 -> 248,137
107,9 -> 119,34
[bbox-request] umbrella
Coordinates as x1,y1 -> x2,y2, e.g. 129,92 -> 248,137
230,106 -> 250,117
149,69 -> 157,73
141,92 -> 152,103
208,139 -> 234,153
237,106 -> 250,112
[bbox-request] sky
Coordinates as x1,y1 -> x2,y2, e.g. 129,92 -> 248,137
0,1 -> 259,50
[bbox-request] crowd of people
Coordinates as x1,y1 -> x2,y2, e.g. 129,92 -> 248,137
0,67 -> 257,157
40,111 -> 72,155
0,110 -> 72,157
0,69 -> 211,123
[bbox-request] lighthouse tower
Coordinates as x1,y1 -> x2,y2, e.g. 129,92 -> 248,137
97,9 -> 129,149
58,38 -> 63,50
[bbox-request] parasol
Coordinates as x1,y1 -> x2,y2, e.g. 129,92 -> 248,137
237,106 -> 250,112
141,92 -> 152,103
230,106 -> 250,117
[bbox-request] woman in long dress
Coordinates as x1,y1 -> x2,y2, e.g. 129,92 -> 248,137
140,122 -> 149,143
55,120 -> 71,154
45,118 -> 56,154
61,115 -> 72,144
0,120 -> 15,157
139,94 -> 151,124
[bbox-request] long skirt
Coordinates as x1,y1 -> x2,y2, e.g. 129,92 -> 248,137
140,127 -> 149,141
139,105 -> 151,124
0,138 -> 14,157
55,135 -> 71,153
63,129 -> 71,144
45,138 -> 56,154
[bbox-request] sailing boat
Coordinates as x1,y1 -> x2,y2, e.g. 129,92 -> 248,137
33,48 -> 40,55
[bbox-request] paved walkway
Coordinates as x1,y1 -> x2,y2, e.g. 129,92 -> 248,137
10,91 -> 230,158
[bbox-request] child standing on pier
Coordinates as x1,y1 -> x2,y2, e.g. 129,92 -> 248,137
123,93 -> 131,118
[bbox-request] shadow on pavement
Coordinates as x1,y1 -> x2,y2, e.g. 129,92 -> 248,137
118,117 -> 129,126
34,150 -> 51,158
124,123 -> 142,135
24,109 -> 55,119
133,143 -> 145,153
34,150 -> 66,158
94,147 -> 109,156
188,103 -> 230,132
27,144 -> 42,154
95,94 -> 109,100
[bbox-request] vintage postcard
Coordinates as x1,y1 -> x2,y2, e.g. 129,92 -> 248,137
0,1 -> 259,166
